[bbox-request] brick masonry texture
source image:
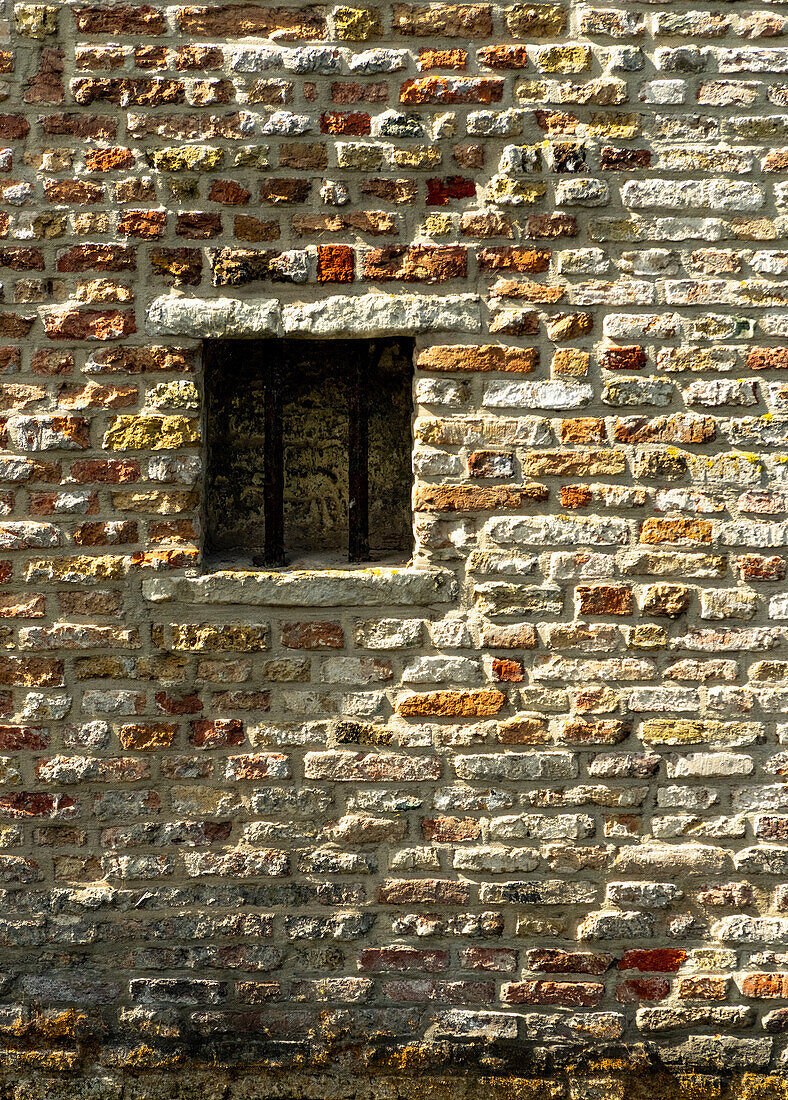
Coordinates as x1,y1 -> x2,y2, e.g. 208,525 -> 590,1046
7,0 -> 788,1094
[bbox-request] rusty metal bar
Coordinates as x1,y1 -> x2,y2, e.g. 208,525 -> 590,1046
348,342 -> 373,563
262,345 -> 285,567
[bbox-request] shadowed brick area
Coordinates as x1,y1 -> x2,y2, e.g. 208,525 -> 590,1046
2,0 -> 788,1090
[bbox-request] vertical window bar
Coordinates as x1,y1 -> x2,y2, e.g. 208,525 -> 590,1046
262,345 -> 285,567
348,342 -> 372,563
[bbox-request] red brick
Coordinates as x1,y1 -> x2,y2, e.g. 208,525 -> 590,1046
381,978 -> 493,1003
363,245 -> 467,283
378,878 -> 470,904
279,143 -> 328,170
736,554 -> 786,581
73,521 -> 137,547
524,949 -> 614,975
69,459 -> 140,483
426,176 -> 476,205
400,76 -> 503,104
0,315 -> 32,337
502,980 -> 603,1007
44,310 -> 136,341
460,211 -> 511,236
414,485 -> 548,511
317,245 -> 354,282
0,658 -> 63,687
561,718 -> 629,745
45,180 -> 104,205
360,947 -> 448,972
460,947 -> 517,971
0,725 -> 49,750
84,148 -> 135,172
361,178 -> 418,203
211,690 -> 270,711
677,976 -> 730,1000
615,415 -> 716,445
0,116 -> 29,140
71,77 -> 185,107
491,657 -> 524,682
421,816 -> 481,841
57,245 -> 135,272
599,345 -> 646,370
419,48 -> 467,69
259,179 -> 311,205
0,793 -> 75,817
600,147 -> 652,170
330,81 -> 389,103
321,111 -> 371,135
190,718 -> 245,749
176,212 -> 223,238
742,973 -> 788,998
561,484 -> 592,509
0,348 -> 22,374
74,6 -> 167,33
0,248 -> 44,271
749,347 -> 788,370
223,752 -> 282,780
575,584 -> 633,616
478,246 -> 551,273
209,181 -> 249,206
452,143 -> 484,169
150,248 -> 203,285
616,977 -> 670,1003
176,5 -> 327,39
175,46 -> 225,70
135,46 -> 168,69
117,210 -> 167,238
281,622 -> 344,649
418,345 -> 537,372
525,213 -> 578,238
234,215 -> 279,242
478,45 -> 530,68
619,949 -> 687,973
43,114 -> 116,139
24,48 -> 64,105
90,346 -> 195,373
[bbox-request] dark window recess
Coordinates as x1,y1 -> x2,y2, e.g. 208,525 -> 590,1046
204,338 -> 414,566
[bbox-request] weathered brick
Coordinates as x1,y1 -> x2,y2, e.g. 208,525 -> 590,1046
397,689 -> 506,716
0,0 -> 784,1071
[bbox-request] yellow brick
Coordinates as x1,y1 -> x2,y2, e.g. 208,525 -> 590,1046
103,416 -> 200,451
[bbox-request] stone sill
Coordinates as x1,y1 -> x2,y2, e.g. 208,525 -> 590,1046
142,566 -> 457,608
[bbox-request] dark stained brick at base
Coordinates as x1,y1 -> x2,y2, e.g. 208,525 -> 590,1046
0,1046 -> 782,1096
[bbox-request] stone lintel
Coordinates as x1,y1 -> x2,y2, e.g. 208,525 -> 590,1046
146,293 -> 482,338
146,295 -> 281,338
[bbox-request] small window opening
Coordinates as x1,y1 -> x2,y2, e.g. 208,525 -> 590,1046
204,338 -> 414,567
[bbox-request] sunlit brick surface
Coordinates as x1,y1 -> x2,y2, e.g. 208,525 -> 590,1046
1,0 -> 788,1089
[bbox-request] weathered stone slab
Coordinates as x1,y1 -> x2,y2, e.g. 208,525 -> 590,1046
282,294 -> 482,335
146,295 -> 281,337
143,567 -> 457,607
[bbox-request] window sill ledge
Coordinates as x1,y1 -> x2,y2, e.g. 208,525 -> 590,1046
142,565 -> 457,608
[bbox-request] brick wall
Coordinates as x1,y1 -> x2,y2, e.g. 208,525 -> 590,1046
2,0 -> 788,1092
